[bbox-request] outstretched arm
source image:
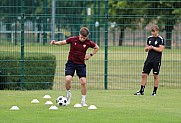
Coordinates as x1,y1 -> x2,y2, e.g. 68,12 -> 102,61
50,40 -> 67,46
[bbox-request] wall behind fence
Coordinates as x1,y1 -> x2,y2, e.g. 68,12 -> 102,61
0,0 -> 181,90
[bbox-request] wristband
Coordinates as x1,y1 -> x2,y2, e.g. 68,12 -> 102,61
90,53 -> 93,56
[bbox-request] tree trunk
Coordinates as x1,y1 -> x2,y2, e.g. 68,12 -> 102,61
119,28 -> 124,46
165,20 -> 174,49
6,23 -> 12,42
37,17 -> 41,43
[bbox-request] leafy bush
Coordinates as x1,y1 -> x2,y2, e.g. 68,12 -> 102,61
0,53 -> 56,90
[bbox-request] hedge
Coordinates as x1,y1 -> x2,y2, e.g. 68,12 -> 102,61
0,53 -> 56,90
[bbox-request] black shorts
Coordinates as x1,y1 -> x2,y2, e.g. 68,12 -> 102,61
142,62 -> 161,75
65,60 -> 86,78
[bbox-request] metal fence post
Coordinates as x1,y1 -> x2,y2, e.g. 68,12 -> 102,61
51,0 -> 55,40
104,0 -> 108,90
97,0 -> 100,46
20,0 -> 25,90
43,0 -> 47,45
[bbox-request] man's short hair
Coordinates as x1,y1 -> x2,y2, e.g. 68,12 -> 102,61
151,25 -> 159,31
80,27 -> 89,37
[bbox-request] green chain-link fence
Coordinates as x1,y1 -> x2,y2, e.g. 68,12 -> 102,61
0,0 -> 181,90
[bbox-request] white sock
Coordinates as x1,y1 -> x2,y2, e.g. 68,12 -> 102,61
66,90 -> 71,97
82,95 -> 86,102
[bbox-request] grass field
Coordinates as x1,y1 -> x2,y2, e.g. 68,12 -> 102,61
0,89 -> 181,123
0,43 -> 181,122
0,43 -> 181,90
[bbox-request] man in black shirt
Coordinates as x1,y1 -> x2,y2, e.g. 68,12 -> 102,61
134,25 -> 165,96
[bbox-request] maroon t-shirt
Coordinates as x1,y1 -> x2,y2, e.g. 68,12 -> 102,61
66,36 -> 96,64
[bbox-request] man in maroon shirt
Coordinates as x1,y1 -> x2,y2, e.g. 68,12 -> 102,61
50,27 -> 99,106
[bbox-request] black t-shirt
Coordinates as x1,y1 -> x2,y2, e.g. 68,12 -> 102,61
145,35 -> 164,64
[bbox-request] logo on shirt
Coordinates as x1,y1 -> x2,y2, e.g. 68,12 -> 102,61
83,44 -> 86,48
149,41 -> 151,44
155,41 -> 158,45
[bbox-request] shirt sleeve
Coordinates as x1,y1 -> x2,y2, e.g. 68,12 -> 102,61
157,36 -> 164,46
146,37 -> 149,45
66,37 -> 73,44
89,41 -> 96,48
159,37 -> 164,45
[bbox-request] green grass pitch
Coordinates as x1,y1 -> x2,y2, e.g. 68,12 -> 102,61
1,44 -> 181,89
0,89 -> 181,123
0,43 -> 181,122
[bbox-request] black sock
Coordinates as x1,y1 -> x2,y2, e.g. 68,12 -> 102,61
153,87 -> 158,93
140,85 -> 145,93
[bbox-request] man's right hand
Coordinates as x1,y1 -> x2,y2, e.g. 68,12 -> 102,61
145,45 -> 153,52
50,40 -> 56,44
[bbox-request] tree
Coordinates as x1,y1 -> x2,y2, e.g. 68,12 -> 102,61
109,0 -> 181,48
109,0 -> 147,46
0,0 -> 52,44
0,0 -> 21,43
55,1 -> 85,37
146,1 -> 181,49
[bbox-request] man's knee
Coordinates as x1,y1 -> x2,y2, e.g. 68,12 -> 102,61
142,73 -> 148,79
153,74 -> 159,79
80,77 -> 86,85
66,75 -> 72,82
